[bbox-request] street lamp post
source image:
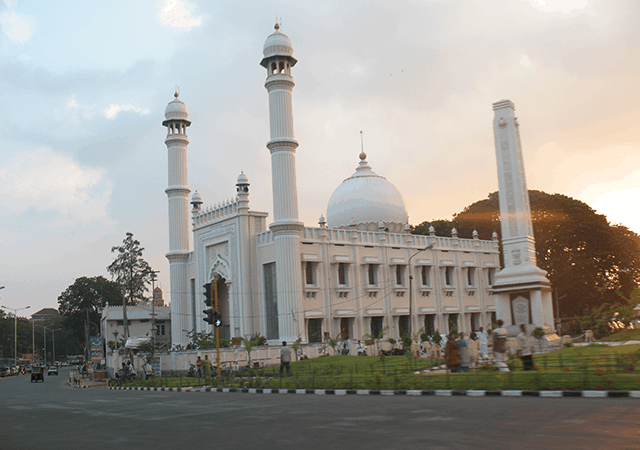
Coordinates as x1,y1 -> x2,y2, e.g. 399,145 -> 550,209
44,326 -> 62,363
408,244 -> 434,338
1,303 -> 31,367
149,270 -> 160,353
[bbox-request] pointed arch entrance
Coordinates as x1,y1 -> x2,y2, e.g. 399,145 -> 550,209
208,256 -> 232,341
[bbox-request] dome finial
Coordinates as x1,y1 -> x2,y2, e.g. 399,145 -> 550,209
359,131 -> 366,160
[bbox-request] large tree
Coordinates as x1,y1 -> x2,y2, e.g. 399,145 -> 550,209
107,232 -> 153,305
107,232 -> 154,342
412,190 -> 640,319
57,276 -> 122,356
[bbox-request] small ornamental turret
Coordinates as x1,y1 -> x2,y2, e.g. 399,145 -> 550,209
191,191 -> 203,213
236,171 -> 250,194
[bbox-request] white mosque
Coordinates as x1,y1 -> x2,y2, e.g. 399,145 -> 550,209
162,25 -> 552,348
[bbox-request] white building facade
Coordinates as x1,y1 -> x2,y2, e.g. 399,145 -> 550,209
164,26 -> 502,347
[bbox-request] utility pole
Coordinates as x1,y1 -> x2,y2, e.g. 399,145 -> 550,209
215,274 -> 221,377
1,303 -> 31,367
85,308 -> 90,363
408,244 -> 433,337
149,270 -> 160,354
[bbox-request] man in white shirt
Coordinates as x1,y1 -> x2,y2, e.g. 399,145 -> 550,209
280,341 -> 292,375
478,327 -> 488,360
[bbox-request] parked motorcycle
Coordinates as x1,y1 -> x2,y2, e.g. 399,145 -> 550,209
107,369 -> 138,387
187,363 -> 203,378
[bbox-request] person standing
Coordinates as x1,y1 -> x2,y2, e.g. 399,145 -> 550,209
280,341 -> 292,375
478,327 -> 488,360
196,356 -> 203,377
492,320 -> 510,372
203,355 -> 212,377
444,333 -> 461,373
516,324 -> 534,371
457,332 -> 470,373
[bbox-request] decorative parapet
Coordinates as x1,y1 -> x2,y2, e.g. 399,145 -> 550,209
257,230 -> 274,246
193,197 -> 239,228
299,227 -> 499,252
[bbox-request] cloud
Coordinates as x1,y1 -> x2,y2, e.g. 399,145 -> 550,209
104,104 -> 150,119
158,0 -> 202,29
0,148 -> 113,226
0,0 -> 34,44
519,54 -> 533,68
526,0 -> 589,14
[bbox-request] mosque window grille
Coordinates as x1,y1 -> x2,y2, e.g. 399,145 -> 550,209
337,263 -> 350,287
465,267 -> 477,287
442,266 -> 455,287
420,266 -> 432,287
366,264 -> 379,286
304,261 -> 318,287
395,265 -> 407,287
337,291 -> 349,299
420,290 -> 431,297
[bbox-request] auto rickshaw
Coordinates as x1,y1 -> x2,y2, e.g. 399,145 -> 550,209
31,365 -> 44,382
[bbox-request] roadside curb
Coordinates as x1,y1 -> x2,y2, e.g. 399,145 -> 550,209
108,386 -> 640,398
68,382 -> 89,388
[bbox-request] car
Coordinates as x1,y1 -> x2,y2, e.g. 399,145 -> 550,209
31,366 -> 44,382
47,365 -> 59,376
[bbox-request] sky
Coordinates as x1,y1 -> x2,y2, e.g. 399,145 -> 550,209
1,0 -> 639,316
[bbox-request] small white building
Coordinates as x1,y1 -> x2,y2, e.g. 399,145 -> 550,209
100,303 -> 171,350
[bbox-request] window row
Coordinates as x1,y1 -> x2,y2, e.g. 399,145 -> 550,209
304,262 -> 497,289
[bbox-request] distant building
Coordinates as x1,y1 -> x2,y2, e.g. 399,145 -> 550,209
30,308 -> 59,323
100,304 -> 171,351
152,286 -> 164,307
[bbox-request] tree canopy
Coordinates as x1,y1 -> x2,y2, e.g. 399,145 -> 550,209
412,190 -> 640,319
107,232 -> 153,305
57,275 -> 122,355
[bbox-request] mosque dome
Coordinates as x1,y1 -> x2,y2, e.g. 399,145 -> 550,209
164,93 -> 190,123
326,152 -> 408,233
263,24 -> 294,58
237,172 -> 249,184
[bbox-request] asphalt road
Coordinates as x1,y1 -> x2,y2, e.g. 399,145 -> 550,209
1,367 -> 639,450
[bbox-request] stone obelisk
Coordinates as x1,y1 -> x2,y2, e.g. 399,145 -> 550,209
492,100 -> 555,333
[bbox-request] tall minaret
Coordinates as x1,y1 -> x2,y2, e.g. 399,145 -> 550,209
492,100 -> 554,332
163,93 -> 192,347
260,24 -> 304,342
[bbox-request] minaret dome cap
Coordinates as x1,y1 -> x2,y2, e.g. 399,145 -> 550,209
164,94 -> 190,123
261,25 -> 297,67
237,172 -> 249,184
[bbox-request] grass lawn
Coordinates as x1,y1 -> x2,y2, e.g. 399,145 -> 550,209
125,344 -> 640,392
600,328 -> 640,342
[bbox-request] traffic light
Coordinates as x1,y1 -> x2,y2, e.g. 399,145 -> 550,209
203,309 -> 222,327
203,282 -> 213,306
203,308 -> 215,325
